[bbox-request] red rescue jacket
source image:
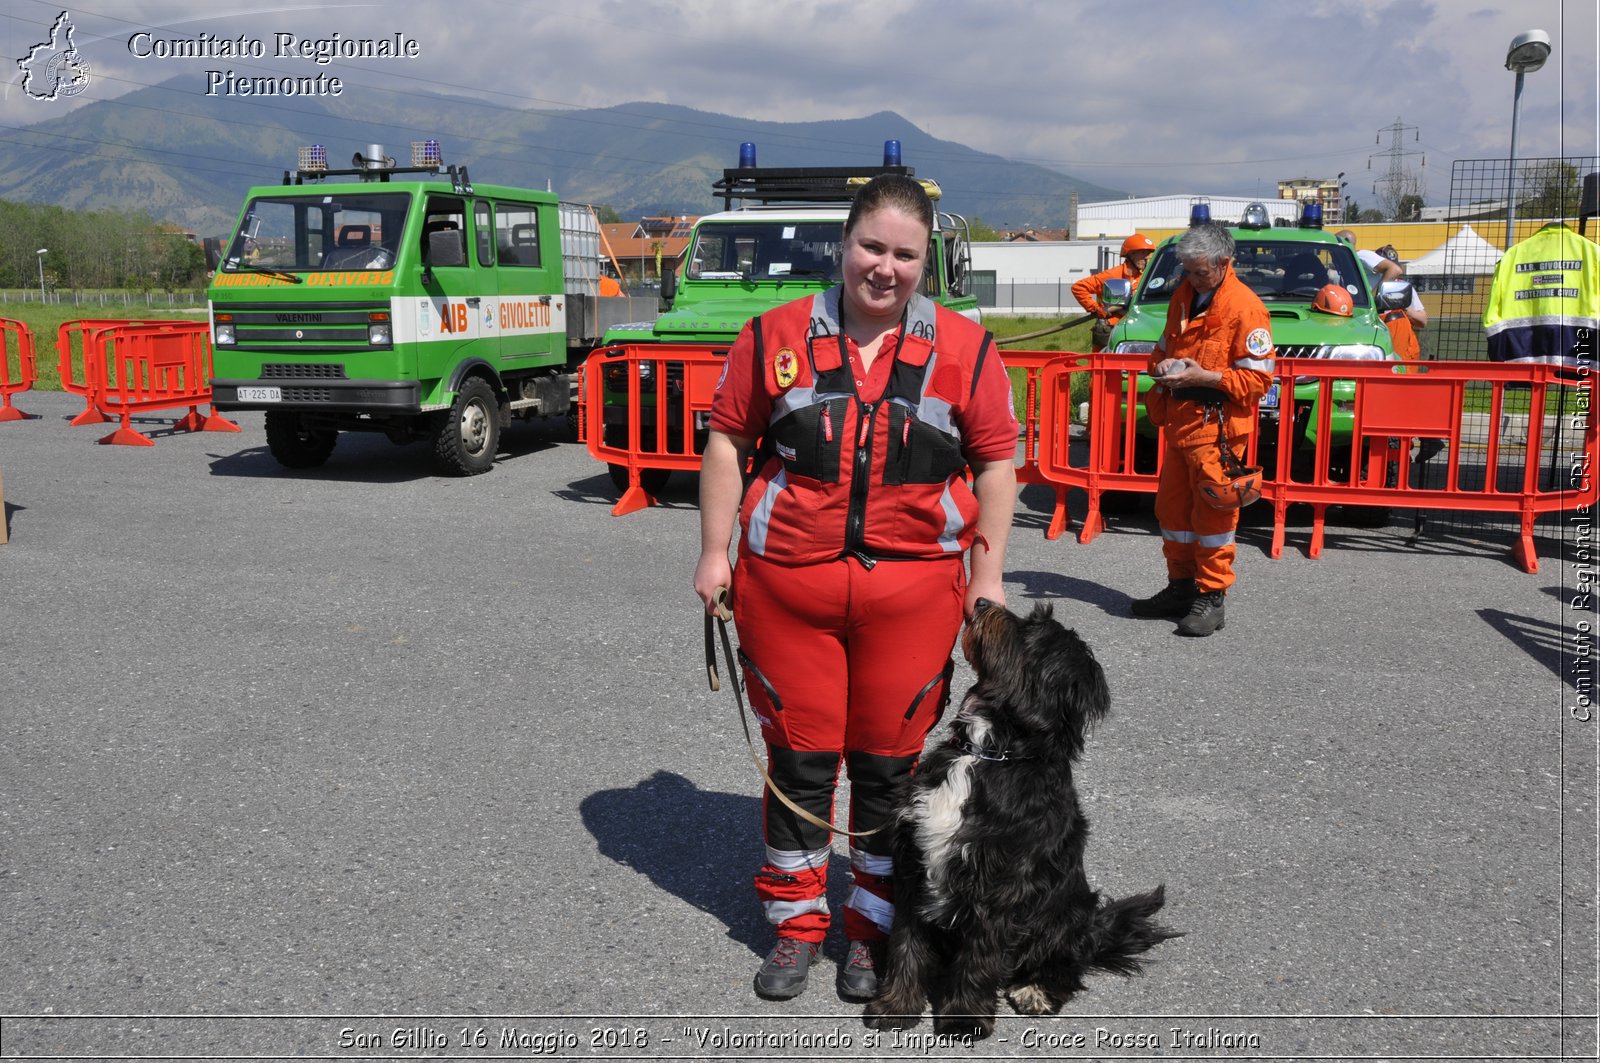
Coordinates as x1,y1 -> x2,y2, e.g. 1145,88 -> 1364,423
738,291 -> 995,565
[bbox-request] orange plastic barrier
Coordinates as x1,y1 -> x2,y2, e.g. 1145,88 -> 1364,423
1033,353 -> 1597,574
582,344 -> 726,515
84,322 -> 240,447
57,319 -> 146,425
0,317 -> 37,422
585,343 -> 1080,519
999,348 -> 1078,538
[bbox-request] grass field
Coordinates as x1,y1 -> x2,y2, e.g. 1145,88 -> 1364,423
1,301 -> 206,390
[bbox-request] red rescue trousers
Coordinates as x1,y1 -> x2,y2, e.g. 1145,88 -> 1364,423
732,551 -> 965,942
1155,440 -> 1247,594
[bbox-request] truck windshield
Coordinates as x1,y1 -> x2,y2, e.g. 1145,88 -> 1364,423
221,192 -> 408,273
1137,239 -> 1372,308
687,221 -> 841,282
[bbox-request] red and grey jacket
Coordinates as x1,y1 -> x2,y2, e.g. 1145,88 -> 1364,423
738,289 -> 993,566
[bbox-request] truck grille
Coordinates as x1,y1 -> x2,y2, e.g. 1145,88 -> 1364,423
281,387 -> 335,402
261,363 -> 348,379
219,301 -> 384,351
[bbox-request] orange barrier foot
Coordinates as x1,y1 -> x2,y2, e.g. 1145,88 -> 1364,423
610,483 -> 655,517
1307,504 -> 1327,559
98,425 -> 154,447
173,406 -> 205,432
1077,495 -> 1105,545
70,406 -> 110,426
0,404 -> 36,422
1045,487 -> 1069,541
1514,516 -> 1539,574
201,410 -> 241,433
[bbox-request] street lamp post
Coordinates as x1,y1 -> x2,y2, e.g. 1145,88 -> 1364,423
1504,29 -> 1551,249
35,248 -> 48,304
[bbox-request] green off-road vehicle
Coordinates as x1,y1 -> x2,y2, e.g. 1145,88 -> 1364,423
1104,200 -> 1397,479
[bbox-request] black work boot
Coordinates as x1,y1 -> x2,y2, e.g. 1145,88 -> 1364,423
838,939 -> 884,1001
754,937 -> 820,1000
1176,590 -> 1226,637
1130,577 -> 1197,618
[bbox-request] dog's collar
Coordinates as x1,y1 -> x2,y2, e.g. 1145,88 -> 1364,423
950,735 -> 1032,762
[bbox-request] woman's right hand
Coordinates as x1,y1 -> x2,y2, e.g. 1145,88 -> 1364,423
694,552 -> 733,616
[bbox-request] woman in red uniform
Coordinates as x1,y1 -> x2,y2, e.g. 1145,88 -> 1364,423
693,175 -> 1018,1002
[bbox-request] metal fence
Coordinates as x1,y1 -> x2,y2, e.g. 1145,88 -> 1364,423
0,288 -> 210,308
1410,156 -> 1598,542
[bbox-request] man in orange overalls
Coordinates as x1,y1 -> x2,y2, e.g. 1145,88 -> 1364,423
1073,233 -> 1155,352
1130,223 -> 1273,636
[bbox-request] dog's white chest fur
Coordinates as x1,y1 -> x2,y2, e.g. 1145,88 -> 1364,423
910,709 -> 990,916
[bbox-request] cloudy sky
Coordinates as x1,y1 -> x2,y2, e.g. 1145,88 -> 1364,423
2,0 -> 1596,213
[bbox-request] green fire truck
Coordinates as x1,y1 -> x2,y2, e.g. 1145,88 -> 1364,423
1104,199 -> 1397,479
597,140 -> 980,491
209,141 -> 609,474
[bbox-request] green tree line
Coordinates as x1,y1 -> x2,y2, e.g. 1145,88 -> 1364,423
0,199 -> 207,294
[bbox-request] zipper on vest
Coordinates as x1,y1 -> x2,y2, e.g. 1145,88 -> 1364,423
845,402 -> 875,568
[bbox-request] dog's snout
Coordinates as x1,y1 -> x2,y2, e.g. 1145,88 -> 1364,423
974,597 -> 994,613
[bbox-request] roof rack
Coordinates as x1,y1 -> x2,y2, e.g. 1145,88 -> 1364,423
712,165 -> 914,210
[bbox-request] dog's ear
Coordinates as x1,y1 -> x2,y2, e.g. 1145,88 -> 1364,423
1025,614 -> 1110,753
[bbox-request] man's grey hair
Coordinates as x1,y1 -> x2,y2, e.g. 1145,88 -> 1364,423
1175,223 -> 1234,266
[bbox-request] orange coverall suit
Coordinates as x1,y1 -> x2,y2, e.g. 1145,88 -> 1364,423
1144,266 -> 1274,593
1072,262 -> 1140,352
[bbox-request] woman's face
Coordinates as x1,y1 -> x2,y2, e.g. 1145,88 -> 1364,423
840,206 -> 929,322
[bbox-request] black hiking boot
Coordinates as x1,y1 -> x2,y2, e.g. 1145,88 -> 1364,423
1130,578 -> 1197,618
1176,590 -> 1226,637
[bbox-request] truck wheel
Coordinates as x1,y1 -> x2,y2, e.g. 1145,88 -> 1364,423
435,377 -> 501,475
608,463 -> 670,495
264,411 -> 337,469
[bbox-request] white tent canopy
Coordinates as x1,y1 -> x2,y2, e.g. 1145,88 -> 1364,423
1406,224 -> 1503,276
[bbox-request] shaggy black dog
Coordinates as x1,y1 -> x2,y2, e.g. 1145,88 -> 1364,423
862,600 -> 1179,1040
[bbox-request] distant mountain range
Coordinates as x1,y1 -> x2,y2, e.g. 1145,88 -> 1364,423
1,77 -> 1122,236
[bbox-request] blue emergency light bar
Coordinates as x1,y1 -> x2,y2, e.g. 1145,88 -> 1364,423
1189,201 -> 1212,227
1299,201 -> 1324,228
884,139 -> 902,167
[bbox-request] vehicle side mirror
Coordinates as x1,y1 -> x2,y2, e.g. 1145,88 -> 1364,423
659,267 -> 677,310
1376,279 -> 1414,312
1100,277 -> 1132,312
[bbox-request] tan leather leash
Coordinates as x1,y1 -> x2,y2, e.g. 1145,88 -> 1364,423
704,587 -> 882,839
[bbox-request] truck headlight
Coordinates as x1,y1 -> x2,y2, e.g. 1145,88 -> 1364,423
214,323 -> 235,346
1321,344 -> 1388,361
367,311 -> 392,347
1114,341 -> 1157,354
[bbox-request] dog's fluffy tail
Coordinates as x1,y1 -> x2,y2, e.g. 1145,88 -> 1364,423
1084,884 -> 1182,976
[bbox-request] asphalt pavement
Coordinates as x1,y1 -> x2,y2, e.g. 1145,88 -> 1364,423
1,390 -> 1594,1062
